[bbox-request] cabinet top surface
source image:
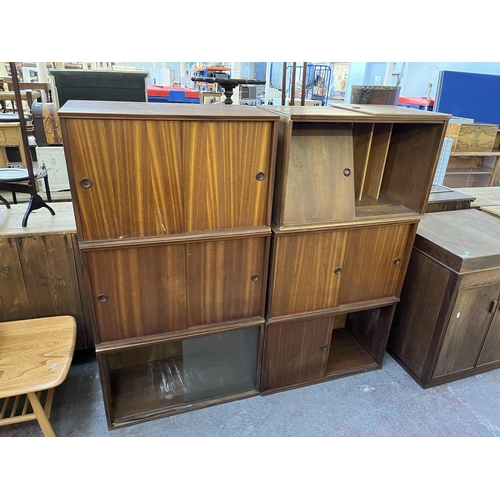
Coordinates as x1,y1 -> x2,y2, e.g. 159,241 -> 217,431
260,104 -> 451,122
415,210 -> 500,272
58,100 -> 280,121
0,202 -> 76,237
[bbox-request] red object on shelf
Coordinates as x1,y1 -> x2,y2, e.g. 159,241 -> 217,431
398,96 -> 435,107
147,85 -> 200,99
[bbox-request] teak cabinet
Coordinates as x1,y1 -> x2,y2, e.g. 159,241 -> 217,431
59,101 -> 278,428
59,101 -> 449,427
388,210 -> 500,388
260,104 -> 450,394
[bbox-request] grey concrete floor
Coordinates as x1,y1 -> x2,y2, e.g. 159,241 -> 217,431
2,349 -> 500,437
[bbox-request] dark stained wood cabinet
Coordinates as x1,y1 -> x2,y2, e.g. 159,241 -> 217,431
388,210 -> 500,388
261,104 -> 450,394
59,101 -> 278,428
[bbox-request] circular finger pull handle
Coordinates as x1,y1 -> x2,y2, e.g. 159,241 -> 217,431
334,267 -> 342,275
394,258 -> 401,265
256,172 -> 265,181
80,178 -> 92,189
320,344 -> 328,352
343,168 -> 351,177
251,274 -> 260,282
97,294 -> 108,303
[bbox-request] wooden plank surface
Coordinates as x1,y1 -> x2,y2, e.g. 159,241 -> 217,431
456,187 -> 500,207
59,100 -> 280,121
0,201 -> 76,237
0,237 -> 31,321
17,234 -> 88,349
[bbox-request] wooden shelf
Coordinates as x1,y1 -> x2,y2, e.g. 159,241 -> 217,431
450,151 -> 500,157
326,327 -> 377,376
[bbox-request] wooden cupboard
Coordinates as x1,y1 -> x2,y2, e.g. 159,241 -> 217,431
59,101 -> 278,428
261,104 -> 450,393
388,210 -> 500,388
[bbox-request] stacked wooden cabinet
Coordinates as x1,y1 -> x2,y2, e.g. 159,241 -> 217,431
58,101 -> 279,428
260,104 -> 450,394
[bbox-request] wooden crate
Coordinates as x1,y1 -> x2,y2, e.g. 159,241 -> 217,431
447,123 -> 498,152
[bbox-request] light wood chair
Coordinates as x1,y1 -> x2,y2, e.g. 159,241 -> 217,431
0,316 -> 76,437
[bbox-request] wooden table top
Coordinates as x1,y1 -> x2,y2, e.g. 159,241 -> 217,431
0,316 -> 76,398
0,201 -> 76,237
452,187 -> 500,208
480,205 -> 500,218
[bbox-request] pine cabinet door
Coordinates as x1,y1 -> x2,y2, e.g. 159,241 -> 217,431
433,284 -> 500,378
338,224 -> 412,305
65,119 -> 183,241
183,121 -> 273,231
262,317 -> 334,391
85,244 -> 188,343
186,236 -> 268,326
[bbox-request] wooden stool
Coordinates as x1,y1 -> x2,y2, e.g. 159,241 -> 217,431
0,316 -> 76,437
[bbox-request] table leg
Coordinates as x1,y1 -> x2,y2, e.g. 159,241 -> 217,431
27,392 -> 55,437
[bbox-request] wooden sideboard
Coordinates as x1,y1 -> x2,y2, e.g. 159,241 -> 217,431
388,210 -> 500,388
0,202 -> 93,349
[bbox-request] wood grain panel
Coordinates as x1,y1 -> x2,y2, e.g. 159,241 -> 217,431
183,121 -> 272,231
262,317 -> 333,391
65,119 -> 183,241
16,234 -> 88,349
338,224 -> 411,305
269,230 -> 349,318
382,123 -> 445,213
363,123 -> 392,199
353,123 -> 374,200
186,237 -> 267,326
433,284 -> 500,378
0,238 -> 31,321
85,245 -> 187,343
282,123 -> 355,224
387,249 -> 452,380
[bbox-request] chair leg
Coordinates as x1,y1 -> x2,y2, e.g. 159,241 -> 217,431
0,194 -> 11,209
43,175 -> 52,202
27,392 -> 55,437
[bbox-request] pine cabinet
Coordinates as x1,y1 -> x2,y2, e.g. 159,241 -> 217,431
388,210 -> 500,387
261,104 -> 450,394
59,101 -> 278,428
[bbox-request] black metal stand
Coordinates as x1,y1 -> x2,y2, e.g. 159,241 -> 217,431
5,62 -> 55,227
191,77 -> 266,105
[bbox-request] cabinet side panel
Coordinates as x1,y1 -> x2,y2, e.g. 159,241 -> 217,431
183,121 -> 272,231
282,123 -> 355,224
388,249 -> 451,380
64,119 -> 183,241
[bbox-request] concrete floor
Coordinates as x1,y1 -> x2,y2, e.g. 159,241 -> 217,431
2,350 -> 500,437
